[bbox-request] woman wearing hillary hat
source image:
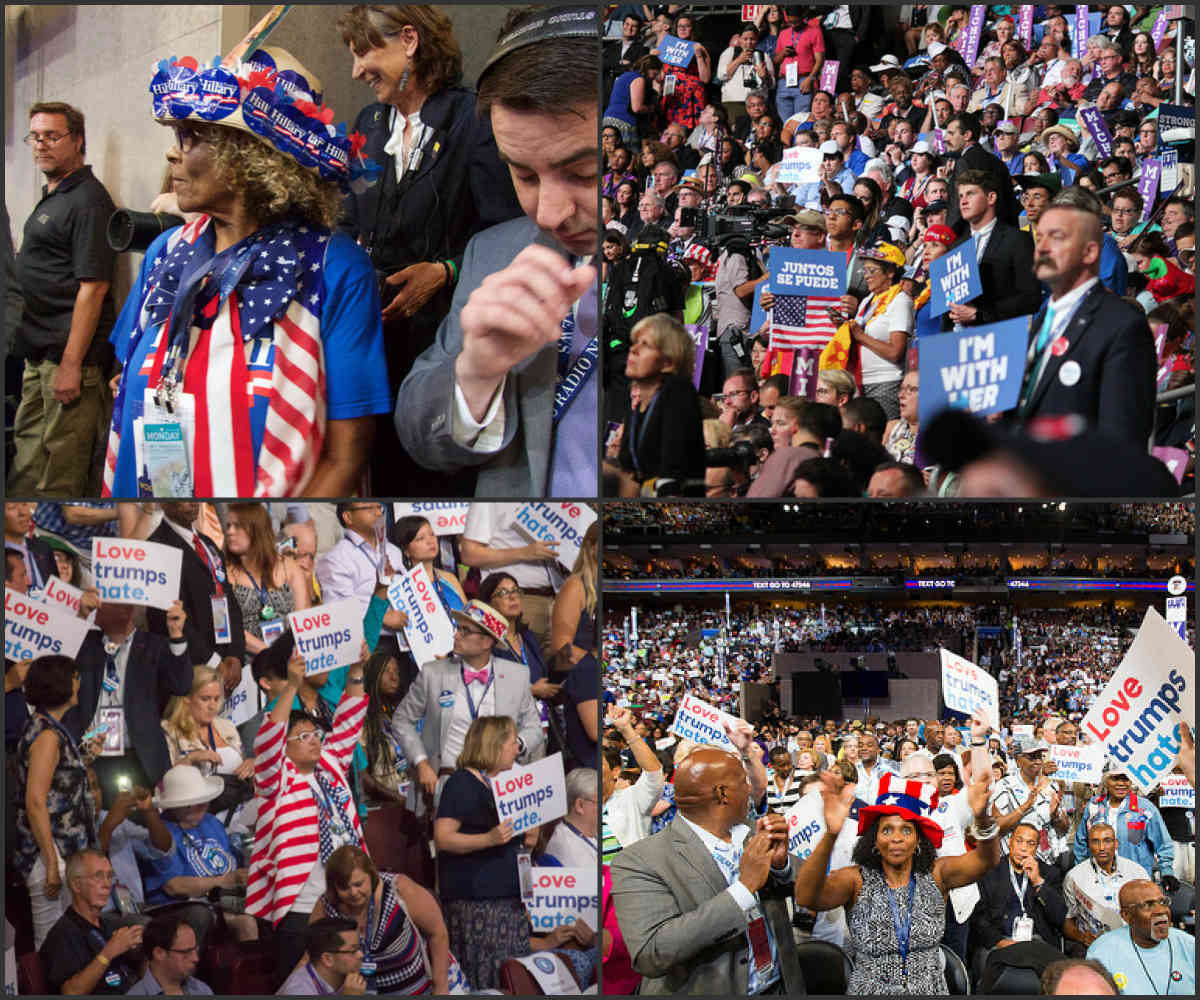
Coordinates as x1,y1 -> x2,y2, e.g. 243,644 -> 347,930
104,47 -> 391,499
909,223 -> 958,339
794,756 -> 1002,994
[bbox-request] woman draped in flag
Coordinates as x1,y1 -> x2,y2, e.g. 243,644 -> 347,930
793,755 -> 1002,995
104,47 -> 391,498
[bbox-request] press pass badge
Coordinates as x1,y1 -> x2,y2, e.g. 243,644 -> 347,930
1013,915 -> 1034,942
212,596 -> 232,645
663,73 -> 677,97
261,617 -> 286,645
517,850 -> 534,902
98,708 -> 126,756
786,61 -> 799,88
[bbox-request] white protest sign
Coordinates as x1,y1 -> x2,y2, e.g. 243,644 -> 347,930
1012,724 -> 1035,738
784,792 -> 827,860
1081,607 -> 1195,792
776,145 -> 823,186
525,867 -> 598,932
392,502 -> 471,536
5,587 -> 91,661
493,751 -> 567,834
222,663 -> 259,727
1048,743 -> 1104,783
669,692 -> 738,750
655,736 -> 677,751
513,501 -> 597,571
288,598 -> 364,676
1157,773 -> 1194,809
41,575 -> 85,617
386,564 -> 455,663
940,649 -> 999,731
91,537 -> 182,610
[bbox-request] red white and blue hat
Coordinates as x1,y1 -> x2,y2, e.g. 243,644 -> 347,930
857,772 -> 945,848
149,47 -> 379,191
450,600 -> 509,644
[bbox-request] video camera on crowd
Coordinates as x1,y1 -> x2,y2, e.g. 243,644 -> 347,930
106,210 -> 184,253
705,440 -> 759,471
702,203 -> 792,244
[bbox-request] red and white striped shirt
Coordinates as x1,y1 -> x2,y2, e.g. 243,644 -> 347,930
246,694 -> 368,924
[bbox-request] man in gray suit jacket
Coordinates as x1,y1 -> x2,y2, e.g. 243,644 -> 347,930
611,747 -> 804,995
393,7 -> 600,497
391,599 -> 544,807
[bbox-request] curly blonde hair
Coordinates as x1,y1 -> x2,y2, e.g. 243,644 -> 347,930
187,121 -> 343,230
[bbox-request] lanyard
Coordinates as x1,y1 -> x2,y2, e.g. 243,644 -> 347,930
359,891 -> 376,963
348,535 -> 383,576
461,665 -> 495,721
886,875 -> 917,975
157,235 -> 263,407
311,771 -> 346,831
1090,859 -> 1119,901
191,533 -> 225,596
305,963 -> 334,995
1132,936 -> 1175,995
241,566 -> 275,619
206,723 -> 217,752
554,302 -> 598,426
562,820 -> 597,850
1008,864 -> 1030,916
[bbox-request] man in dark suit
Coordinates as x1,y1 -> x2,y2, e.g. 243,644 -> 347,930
67,598 -> 192,804
943,169 -> 1042,331
972,822 -> 1068,985
611,746 -> 800,995
4,502 -> 57,596
604,12 -> 648,93
1012,194 -> 1156,445
943,112 -> 1021,232
146,503 -> 244,695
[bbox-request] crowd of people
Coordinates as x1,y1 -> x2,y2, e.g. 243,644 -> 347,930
599,3 -> 1194,498
6,4 -> 600,500
600,594 -> 1196,995
5,499 -> 600,994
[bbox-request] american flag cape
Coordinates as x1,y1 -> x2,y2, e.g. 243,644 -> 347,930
102,215 -> 328,497
769,289 -> 841,351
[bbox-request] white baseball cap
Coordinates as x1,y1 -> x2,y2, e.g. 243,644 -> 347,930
820,139 -> 842,156
871,54 -> 902,73
928,41 -> 948,58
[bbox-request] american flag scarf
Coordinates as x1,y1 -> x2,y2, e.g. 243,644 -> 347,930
103,214 -> 328,497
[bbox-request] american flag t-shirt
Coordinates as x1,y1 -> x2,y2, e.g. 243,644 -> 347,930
769,290 -> 841,351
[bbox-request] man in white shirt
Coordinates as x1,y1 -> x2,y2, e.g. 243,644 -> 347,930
854,729 -> 895,805
459,502 -> 563,659
990,735 -> 1071,864
315,502 -> 408,659
1063,823 -> 1148,951
546,767 -> 599,867
602,706 -> 663,863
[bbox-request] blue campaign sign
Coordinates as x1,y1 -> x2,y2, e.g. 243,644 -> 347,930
658,34 -> 695,68
750,281 -> 768,335
917,316 -> 1032,426
768,247 -> 846,296
928,243 -> 983,318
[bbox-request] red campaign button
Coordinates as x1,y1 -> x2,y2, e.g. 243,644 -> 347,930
1051,338 -> 1069,357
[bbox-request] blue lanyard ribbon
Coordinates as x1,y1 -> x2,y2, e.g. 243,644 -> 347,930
553,304 -> 598,427
461,665 -> 495,721
887,875 -> 916,975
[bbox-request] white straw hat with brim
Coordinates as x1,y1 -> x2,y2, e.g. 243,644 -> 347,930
450,600 -> 510,644
154,764 -> 225,810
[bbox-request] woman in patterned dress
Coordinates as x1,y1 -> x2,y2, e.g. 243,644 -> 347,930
658,12 -> 712,132
793,744 -> 1002,994
224,502 -> 310,658
309,845 -> 450,995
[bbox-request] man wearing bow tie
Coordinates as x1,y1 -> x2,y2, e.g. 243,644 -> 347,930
391,599 -> 544,811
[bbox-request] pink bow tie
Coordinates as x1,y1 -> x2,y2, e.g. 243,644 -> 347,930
463,668 -> 490,686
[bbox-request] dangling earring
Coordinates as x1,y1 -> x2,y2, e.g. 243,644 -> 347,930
872,845 -> 881,857
398,67 -> 410,94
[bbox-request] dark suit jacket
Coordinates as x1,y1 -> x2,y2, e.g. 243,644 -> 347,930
9,537 -> 57,590
941,221 -> 1042,330
973,856 -> 1068,950
64,630 -> 192,785
1016,282 -> 1157,445
145,522 -> 245,666
618,373 -> 706,483
947,142 -> 1022,230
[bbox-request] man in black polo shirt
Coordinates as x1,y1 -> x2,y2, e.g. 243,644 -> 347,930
41,849 -> 143,994
11,101 -> 116,497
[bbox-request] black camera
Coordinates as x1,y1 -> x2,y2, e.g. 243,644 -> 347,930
705,440 -> 760,470
106,210 -> 184,253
